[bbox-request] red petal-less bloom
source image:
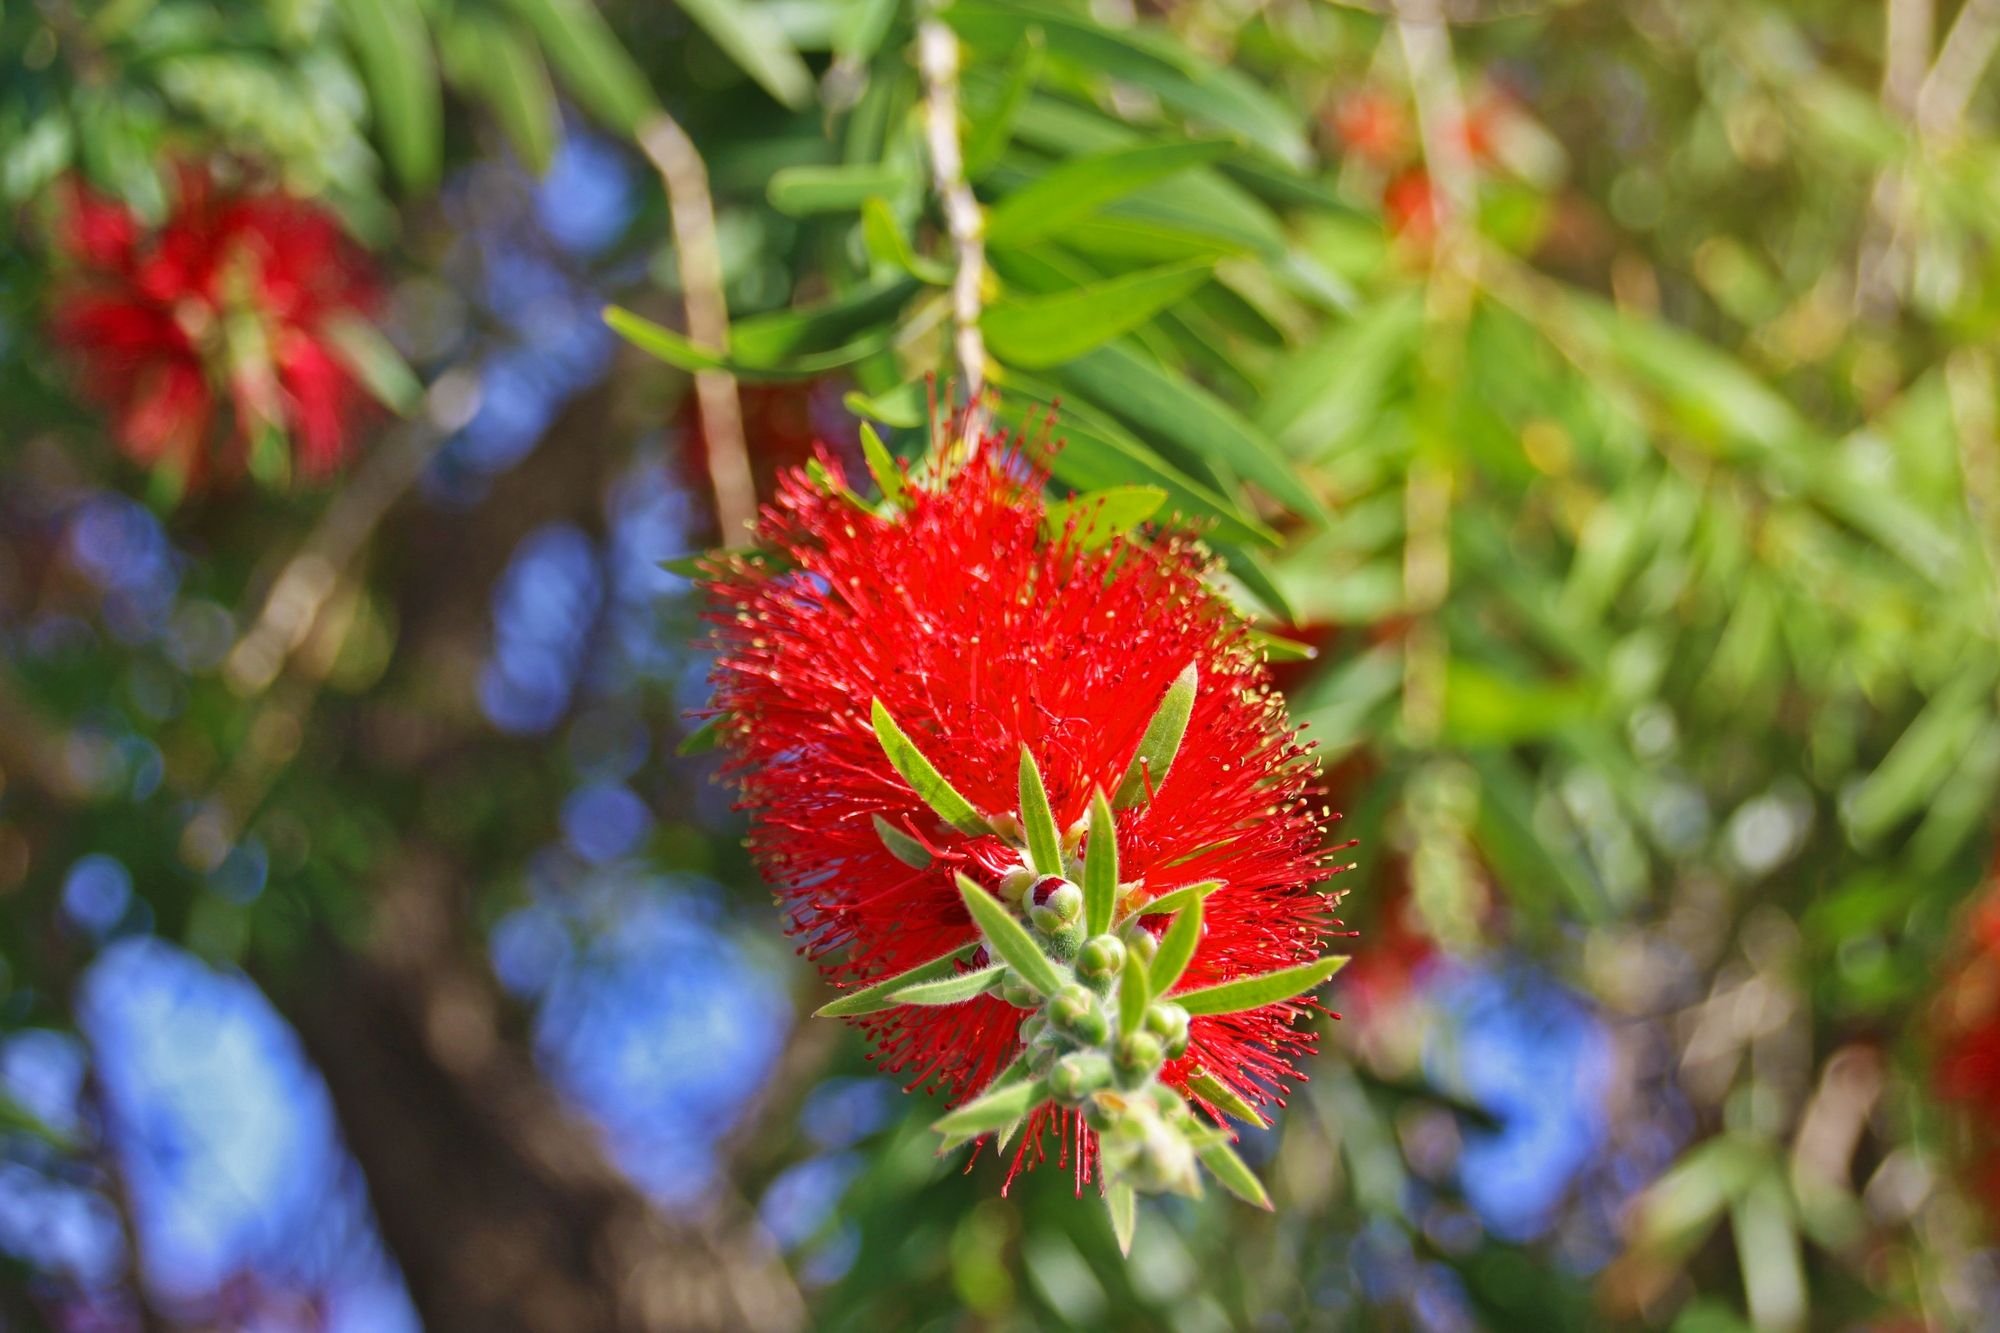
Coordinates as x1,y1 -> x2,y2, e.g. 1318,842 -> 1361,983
50,168 -> 377,485
703,437 -> 1340,1183
1934,877 -> 2000,1222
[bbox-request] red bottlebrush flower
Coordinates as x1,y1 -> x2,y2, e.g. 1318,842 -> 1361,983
702,429 -> 1344,1196
1383,168 -> 1441,244
1933,873 -> 2000,1225
49,167 -> 378,487
1329,89 -> 1410,168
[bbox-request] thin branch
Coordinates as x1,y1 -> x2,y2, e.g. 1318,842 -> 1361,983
224,372 -> 473,697
1917,0 -> 2000,138
636,113 -> 757,540
918,11 -> 988,440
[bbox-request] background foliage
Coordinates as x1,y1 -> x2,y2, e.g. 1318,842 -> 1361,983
4,0 -> 2000,1329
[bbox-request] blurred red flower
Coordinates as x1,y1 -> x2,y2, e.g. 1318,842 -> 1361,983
1934,874 -> 2000,1222
50,167 -> 377,487
701,434 -> 1342,1181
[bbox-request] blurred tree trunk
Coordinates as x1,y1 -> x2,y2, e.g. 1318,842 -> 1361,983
271,849 -> 804,1333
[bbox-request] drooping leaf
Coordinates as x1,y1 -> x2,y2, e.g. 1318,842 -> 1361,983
1198,1138 -> 1272,1209
891,964 -> 1006,1005
1184,1069 -> 1268,1128
440,14 -> 560,175
985,261 -> 1216,367
337,0 -> 442,190
673,0 -> 814,110
1128,879 -> 1221,921
1042,486 -> 1167,550
872,699 -> 991,836
956,873 -> 1065,996
815,944 -> 976,1017
767,164 -> 914,216
1105,1176 -> 1137,1255
933,1073 -> 1049,1139
1114,663 -> 1197,807
676,715 -> 726,756
986,141 -> 1229,248
872,814 -> 932,868
1172,954 -> 1349,1016
1083,789 -> 1118,937
502,0 -> 657,134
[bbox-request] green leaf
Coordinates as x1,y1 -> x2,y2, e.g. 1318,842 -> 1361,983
1211,540 -> 1300,625
1114,664 -> 1197,807
872,814 -> 932,869
768,164 -> 914,217
985,261 -> 1216,367
949,2 -> 1309,165
1150,897 -> 1202,995
1183,1069 -> 1267,1128
323,315 -> 423,415
1127,879 -> 1221,922
1105,1176 -> 1137,1256
986,141 -> 1230,248
873,700 -> 991,836
1198,1139 -> 1271,1209
860,423 -> 907,505
891,964 -> 1006,1005
933,1072 -> 1049,1139
1249,629 -> 1317,663
1042,486 -> 1167,550
673,0 -> 813,109
440,15 -> 561,175
816,944 -> 976,1017
1058,342 -> 1329,524
677,715 -> 726,756
957,873 -> 1065,996
731,277 -> 921,363
1173,954 -> 1349,1016
1118,946 -> 1150,1038
1082,790 -> 1118,938
1018,746 -> 1063,876
861,198 -> 947,282
337,0 -> 442,191
964,32 -> 1044,177
607,305 -> 889,380
501,0 -> 657,134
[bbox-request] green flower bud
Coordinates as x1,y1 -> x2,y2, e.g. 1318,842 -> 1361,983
1018,1012 -> 1049,1045
1029,880 -> 1083,933
1076,933 -> 1127,984
1117,1030 -> 1165,1076
1144,1001 -> 1190,1057
986,812 -> 1025,846
997,864 -> 1036,907
1049,984 -> 1108,1044
1122,924 -> 1160,967
1048,1052 -> 1113,1103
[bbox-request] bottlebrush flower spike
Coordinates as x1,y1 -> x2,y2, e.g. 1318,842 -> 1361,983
49,166 -> 379,492
699,420 -> 1350,1248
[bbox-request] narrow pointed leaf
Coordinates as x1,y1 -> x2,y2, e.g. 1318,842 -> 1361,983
1019,746 -> 1064,876
891,964 -> 1005,1005
1127,880 -> 1222,923
1198,1139 -> 1272,1209
1118,947 -> 1150,1038
957,873 -> 1064,996
1150,897 -> 1202,994
872,814 -> 932,869
860,423 -> 907,506
873,700 -> 990,836
1114,664 -> 1197,807
1083,790 -> 1118,937
677,715 -> 726,756
815,944 -> 975,1017
933,1075 -> 1049,1139
1172,955 -> 1349,1016
1106,1177 -> 1137,1255
1043,485 -> 1167,550
1184,1069 -> 1268,1129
